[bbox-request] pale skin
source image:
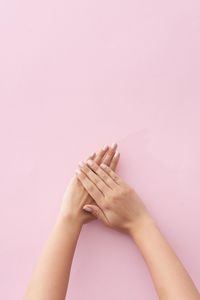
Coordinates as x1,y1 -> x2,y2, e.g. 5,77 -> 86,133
25,144 -> 200,300
76,159 -> 200,300
24,143 -> 120,300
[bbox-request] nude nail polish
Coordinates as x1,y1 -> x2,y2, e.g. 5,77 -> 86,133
103,144 -> 108,150
87,159 -> 93,166
75,168 -> 81,174
111,142 -> 117,149
114,151 -> 120,157
78,161 -> 84,167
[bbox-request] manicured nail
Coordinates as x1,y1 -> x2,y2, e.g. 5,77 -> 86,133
75,168 -> 81,174
78,161 -> 84,167
114,151 -> 120,158
102,144 -> 108,151
111,142 -> 117,149
87,159 -> 93,166
83,206 -> 92,212
91,152 -> 96,157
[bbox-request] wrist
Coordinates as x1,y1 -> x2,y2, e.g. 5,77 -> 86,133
56,212 -> 83,232
128,213 -> 156,240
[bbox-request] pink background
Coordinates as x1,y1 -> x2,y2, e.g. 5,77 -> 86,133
0,0 -> 200,299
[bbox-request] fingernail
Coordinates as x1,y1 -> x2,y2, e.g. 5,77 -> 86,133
114,151 -> 120,158
87,159 -> 93,166
102,144 -> 108,151
111,142 -> 117,149
75,168 -> 81,174
83,206 -> 92,212
89,152 -> 95,158
78,161 -> 84,167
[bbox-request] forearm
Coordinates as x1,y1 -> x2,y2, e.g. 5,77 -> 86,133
130,216 -> 200,300
24,215 -> 82,300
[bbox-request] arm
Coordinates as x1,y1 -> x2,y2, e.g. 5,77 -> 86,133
24,144 -> 119,300
76,159 -> 200,300
24,214 -> 82,300
130,215 -> 200,300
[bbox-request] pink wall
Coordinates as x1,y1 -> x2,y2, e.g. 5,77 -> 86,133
0,0 -> 200,299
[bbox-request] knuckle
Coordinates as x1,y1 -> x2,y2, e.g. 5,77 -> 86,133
101,174 -> 108,182
105,167 -> 111,173
79,172 -> 85,180
91,163 -> 98,171
103,201 -> 111,210
121,187 -> 129,197
107,150 -> 112,156
82,165 -> 89,174
98,181 -> 104,189
107,178 -> 113,187
88,183 -> 94,191
87,168 -> 93,175
100,164 -> 108,172
93,177 -> 98,184
112,188 -> 121,200
89,170 -> 96,179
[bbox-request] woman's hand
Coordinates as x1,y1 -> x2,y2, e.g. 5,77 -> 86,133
58,144 -> 120,227
76,159 -> 151,235
76,159 -> 200,300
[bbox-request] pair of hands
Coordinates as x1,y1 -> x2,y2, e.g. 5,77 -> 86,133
59,144 -> 119,225
26,144 -> 200,300
59,144 -> 150,236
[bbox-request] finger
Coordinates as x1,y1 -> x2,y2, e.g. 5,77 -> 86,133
83,210 -> 96,221
78,162 -> 111,194
110,151 -> 120,171
100,163 -> 123,185
83,204 -> 109,225
86,159 -> 117,189
102,143 -> 118,166
76,169 -> 104,206
94,144 -> 109,165
86,152 -> 96,160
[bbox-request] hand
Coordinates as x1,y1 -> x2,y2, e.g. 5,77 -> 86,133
58,144 -> 120,227
76,159 -> 151,235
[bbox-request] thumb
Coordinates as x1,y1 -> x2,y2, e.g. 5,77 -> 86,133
83,205 -> 107,224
